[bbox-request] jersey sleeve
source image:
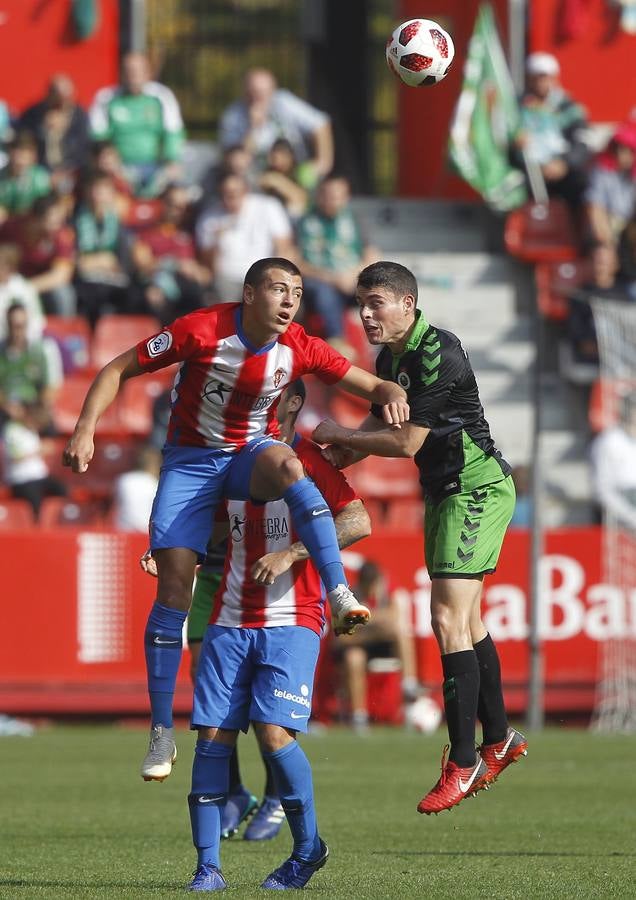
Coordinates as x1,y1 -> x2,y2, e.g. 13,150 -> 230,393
291,327 -> 351,384
408,339 -> 468,428
136,312 -> 203,372
299,439 -> 358,515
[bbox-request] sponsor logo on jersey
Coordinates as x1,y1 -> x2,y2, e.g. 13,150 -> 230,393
203,379 -> 232,405
397,370 -> 411,389
232,516 -> 289,543
274,688 -> 311,709
273,367 -> 287,388
147,331 -> 172,357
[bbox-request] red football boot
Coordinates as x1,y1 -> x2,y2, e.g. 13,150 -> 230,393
479,727 -> 528,780
417,744 -> 493,815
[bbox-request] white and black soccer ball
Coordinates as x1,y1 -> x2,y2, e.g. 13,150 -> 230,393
386,18 -> 455,87
405,696 -> 443,734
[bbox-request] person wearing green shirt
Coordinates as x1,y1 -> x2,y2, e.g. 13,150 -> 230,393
0,132 -> 51,222
312,261 -> 527,817
89,53 -> 185,198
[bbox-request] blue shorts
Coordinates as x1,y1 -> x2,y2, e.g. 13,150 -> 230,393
191,625 -> 320,734
150,437 -> 285,558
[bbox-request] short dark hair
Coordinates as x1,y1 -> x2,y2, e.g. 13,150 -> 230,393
357,261 -> 418,303
243,257 -> 301,288
285,378 -> 306,405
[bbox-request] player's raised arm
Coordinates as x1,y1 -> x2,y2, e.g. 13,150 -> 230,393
336,364 -> 409,426
313,415 -> 429,460
63,348 -> 142,473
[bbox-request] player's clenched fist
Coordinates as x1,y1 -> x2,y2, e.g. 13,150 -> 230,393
382,397 -> 409,426
62,430 -> 95,473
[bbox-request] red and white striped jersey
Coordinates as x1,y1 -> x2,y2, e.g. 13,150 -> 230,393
210,435 -> 358,636
136,302 -> 350,451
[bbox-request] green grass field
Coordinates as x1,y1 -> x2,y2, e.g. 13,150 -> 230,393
1,724 -> 634,899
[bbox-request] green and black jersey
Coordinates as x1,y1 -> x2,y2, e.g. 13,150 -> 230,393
371,310 -> 511,503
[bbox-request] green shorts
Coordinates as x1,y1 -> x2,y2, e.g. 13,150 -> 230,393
187,569 -> 222,643
424,476 -> 515,579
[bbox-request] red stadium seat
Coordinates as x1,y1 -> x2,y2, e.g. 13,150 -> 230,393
53,375 -> 125,436
535,259 -> 590,321
345,455 -> 420,501
91,315 -> 161,371
76,437 -> 145,499
505,199 -> 579,264
44,316 -> 92,374
124,199 -> 162,231
0,499 -> 34,529
38,497 -> 105,528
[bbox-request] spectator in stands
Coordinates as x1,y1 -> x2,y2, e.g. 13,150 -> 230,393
585,123 -> 636,248
0,244 -> 45,341
297,173 -> 378,352
112,445 -> 161,532
74,172 -> 131,327
334,560 -> 419,733
218,67 -> 333,182
0,193 -> 76,315
590,392 -> 636,529
132,183 -> 210,323
196,144 -> 256,212
0,132 -> 51,223
0,303 -> 62,432
18,74 -> 90,193
88,140 -> 135,216
89,52 -> 185,198
514,53 -> 589,208
566,243 -> 630,370
195,172 -> 293,301
259,138 -> 309,220
1,402 -> 66,518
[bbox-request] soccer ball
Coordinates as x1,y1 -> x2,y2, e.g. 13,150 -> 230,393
386,18 -> 455,87
405,696 -> 443,734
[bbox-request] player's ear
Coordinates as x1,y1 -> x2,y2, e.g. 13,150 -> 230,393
403,293 -> 415,314
242,282 -> 254,305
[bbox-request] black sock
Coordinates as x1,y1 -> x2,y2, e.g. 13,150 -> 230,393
228,745 -> 241,793
441,649 -> 480,767
262,755 -> 278,799
474,633 -> 508,745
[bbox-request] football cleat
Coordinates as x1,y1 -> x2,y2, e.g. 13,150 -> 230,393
220,786 -> 258,839
261,837 -> 329,890
187,863 -> 227,891
417,744 -> 493,815
328,584 -> 370,635
243,796 -> 286,841
479,726 -> 528,780
141,725 -> 177,782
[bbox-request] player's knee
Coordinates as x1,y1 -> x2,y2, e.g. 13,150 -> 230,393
430,604 -> 469,645
253,721 -> 294,753
274,454 -> 305,490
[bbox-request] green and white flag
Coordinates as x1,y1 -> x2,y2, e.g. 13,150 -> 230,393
448,3 -> 527,211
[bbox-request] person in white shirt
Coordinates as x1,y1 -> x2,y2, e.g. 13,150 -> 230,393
1,403 -> 66,517
113,445 -> 161,532
218,68 -> 333,181
590,394 -> 636,529
0,245 -> 45,342
195,172 -> 294,300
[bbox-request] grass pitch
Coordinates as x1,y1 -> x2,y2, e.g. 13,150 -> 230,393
0,724 -> 634,899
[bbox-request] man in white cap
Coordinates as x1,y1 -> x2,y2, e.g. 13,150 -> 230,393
513,51 -> 589,207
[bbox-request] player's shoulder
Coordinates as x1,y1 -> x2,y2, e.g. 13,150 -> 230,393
174,302 -> 239,333
415,323 -> 466,363
280,320 -> 315,346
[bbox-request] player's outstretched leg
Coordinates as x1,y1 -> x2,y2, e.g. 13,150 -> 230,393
141,547 -> 198,781
187,739 -> 233,891
259,446 -> 369,633
260,740 -> 329,889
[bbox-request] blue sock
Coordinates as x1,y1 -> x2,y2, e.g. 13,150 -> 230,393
189,740 -> 233,868
263,741 -> 321,862
283,477 -> 345,592
144,601 -> 187,727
